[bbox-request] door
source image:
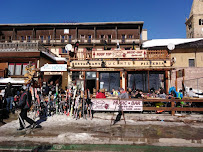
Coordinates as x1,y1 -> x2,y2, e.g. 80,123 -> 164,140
86,79 -> 96,94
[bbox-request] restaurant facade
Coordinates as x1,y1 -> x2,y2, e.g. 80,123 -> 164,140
68,48 -> 172,94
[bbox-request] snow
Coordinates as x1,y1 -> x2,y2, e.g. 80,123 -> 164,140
42,51 -> 67,62
0,77 -> 25,84
142,38 -> 203,48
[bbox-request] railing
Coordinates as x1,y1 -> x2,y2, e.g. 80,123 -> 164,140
0,42 -> 56,57
0,38 -> 140,44
143,98 -> 203,116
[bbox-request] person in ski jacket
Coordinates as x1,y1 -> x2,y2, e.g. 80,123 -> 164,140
17,89 -> 35,130
5,82 -> 14,112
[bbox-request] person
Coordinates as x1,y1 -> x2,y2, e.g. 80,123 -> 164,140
134,89 -> 144,98
127,88 -> 134,98
158,88 -> 166,99
17,87 -> 36,130
96,89 -> 106,98
187,88 -> 195,97
5,82 -> 14,113
119,88 -> 129,99
111,88 -> 118,96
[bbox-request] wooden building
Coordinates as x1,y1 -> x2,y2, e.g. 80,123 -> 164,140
0,42 -> 67,88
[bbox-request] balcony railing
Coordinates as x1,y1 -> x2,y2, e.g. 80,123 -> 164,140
0,38 -> 140,45
0,42 -> 56,57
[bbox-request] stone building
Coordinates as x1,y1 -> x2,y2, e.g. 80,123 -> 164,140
186,0 -> 203,38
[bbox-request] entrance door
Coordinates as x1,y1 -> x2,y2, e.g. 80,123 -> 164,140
86,79 -> 96,94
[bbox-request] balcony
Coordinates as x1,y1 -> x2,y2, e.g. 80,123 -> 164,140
0,42 -> 56,57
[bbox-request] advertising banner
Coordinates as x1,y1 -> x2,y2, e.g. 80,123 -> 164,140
92,50 -> 146,59
91,99 -> 143,111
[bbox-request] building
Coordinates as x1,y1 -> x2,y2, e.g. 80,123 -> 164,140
142,38 -> 203,92
0,42 -> 67,88
0,22 -> 147,58
186,0 -> 203,38
0,21 -> 150,91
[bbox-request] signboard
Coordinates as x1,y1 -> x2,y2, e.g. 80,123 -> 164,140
44,72 -> 63,75
91,99 -> 143,111
40,64 -> 67,72
70,60 -> 171,68
92,50 -> 146,59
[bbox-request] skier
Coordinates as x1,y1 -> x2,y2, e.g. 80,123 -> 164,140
17,87 -> 36,130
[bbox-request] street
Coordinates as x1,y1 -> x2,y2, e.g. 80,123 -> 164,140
0,112 -> 202,151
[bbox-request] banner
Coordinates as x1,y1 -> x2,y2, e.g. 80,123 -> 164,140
91,99 -> 143,111
92,50 -> 146,59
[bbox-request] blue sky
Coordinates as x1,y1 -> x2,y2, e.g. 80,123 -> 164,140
0,0 -> 193,39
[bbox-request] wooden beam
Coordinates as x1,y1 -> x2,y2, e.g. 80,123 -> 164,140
120,71 -> 122,89
175,71 -> 178,91
96,71 -> 99,91
165,70 -> 169,94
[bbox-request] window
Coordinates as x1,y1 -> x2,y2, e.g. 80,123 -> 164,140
15,63 -> 22,75
47,36 -> 51,43
8,63 -> 31,76
86,72 -> 96,79
101,35 -> 104,39
68,35 -> 72,43
61,35 -> 65,43
27,36 -> 31,42
40,36 -> 44,42
108,35 -> 111,39
62,47 -> 67,53
100,72 -> 120,92
8,63 -> 15,76
88,35 -> 91,43
8,36 -> 12,42
129,35 -> 133,39
128,72 -> 148,92
189,59 -> 195,67
72,71 -> 80,81
21,36 -> 24,42
122,35 -> 125,43
199,19 -> 203,25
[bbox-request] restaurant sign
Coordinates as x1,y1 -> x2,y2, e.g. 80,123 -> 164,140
91,99 -> 143,111
70,60 -> 171,68
92,50 -> 146,59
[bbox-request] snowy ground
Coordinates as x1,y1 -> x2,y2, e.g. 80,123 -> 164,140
0,112 -> 203,148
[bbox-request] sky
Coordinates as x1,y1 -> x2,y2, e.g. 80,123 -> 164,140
0,0 -> 193,40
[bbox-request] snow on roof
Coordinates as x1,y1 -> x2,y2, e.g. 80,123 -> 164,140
42,51 -> 67,62
0,78 -> 25,84
142,38 -> 203,48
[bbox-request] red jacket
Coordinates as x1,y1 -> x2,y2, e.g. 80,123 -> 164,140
96,92 -> 106,98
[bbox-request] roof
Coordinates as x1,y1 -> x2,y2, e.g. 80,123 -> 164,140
142,38 -> 203,48
0,21 -> 144,27
42,51 -> 67,62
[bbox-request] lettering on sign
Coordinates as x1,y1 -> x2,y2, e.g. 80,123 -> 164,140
91,99 -> 143,111
71,60 -> 171,68
92,50 -> 146,59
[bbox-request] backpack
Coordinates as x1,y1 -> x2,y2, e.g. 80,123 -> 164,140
19,91 -> 32,109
